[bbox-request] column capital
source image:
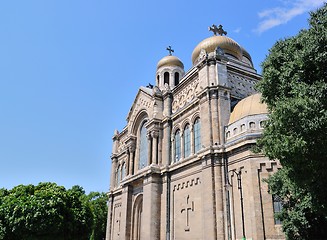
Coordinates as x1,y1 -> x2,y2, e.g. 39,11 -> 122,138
128,143 -> 136,152
151,130 -> 160,138
111,155 -> 118,162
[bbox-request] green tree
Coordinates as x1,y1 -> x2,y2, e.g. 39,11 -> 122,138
256,3 -> 327,239
0,183 -> 95,240
87,192 -> 108,240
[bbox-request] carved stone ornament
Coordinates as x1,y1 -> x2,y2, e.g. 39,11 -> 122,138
215,46 -> 225,56
180,195 -> 194,231
228,73 -> 256,98
152,86 -> 162,96
164,83 -> 171,92
172,79 -> 199,113
196,49 -> 207,63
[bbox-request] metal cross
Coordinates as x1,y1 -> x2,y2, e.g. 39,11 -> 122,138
180,195 -> 194,231
166,46 -> 174,55
208,24 -> 227,36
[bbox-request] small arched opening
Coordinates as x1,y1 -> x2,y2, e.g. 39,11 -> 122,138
174,72 -> 179,86
164,72 -> 170,85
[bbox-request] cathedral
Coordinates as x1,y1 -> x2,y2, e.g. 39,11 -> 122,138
106,25 -> 285,240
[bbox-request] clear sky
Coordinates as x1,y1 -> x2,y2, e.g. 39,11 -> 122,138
0,0 -> 324,193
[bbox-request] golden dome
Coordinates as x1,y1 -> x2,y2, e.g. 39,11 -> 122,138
157,55 -> 184,69
228,93 -> 268,124
192,35 -> 243,64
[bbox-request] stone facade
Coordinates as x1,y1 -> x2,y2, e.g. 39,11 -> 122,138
106,32 -> 285,240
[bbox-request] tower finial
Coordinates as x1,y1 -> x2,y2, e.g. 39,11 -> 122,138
166,46 -> 174,55
208,24 -> 227,36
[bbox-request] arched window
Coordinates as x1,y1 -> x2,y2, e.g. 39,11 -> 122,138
194,118 -> 201,153
117,166 -> 121,185
184,124 -> 191,158
157,75 -> 160,86
174,130 -> 181,161
121,162 -> 126,179
139,122 -> 148,169
273,195 -> 283,225
164,72 -> 169,85
174,72 -> 179,86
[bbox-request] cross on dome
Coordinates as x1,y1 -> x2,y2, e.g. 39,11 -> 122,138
208,24 -> 227,36
166,46 -> 174,55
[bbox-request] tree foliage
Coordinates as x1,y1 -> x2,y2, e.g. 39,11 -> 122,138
87,192 -> 108,240
0,183 -> 108,240
256,3 -> 327,239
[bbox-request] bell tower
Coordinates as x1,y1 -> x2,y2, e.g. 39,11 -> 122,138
156,46 -> 185,90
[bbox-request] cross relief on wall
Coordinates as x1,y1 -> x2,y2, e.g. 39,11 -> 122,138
116,212 -> 121,236
180,195 -> 194,231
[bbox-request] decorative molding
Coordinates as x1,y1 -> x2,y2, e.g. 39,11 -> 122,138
228,73 -> 256,98
172,79 -> 199,113
114,203 -> 122,208
173,177 -> 201,191
258,160 -> 282,172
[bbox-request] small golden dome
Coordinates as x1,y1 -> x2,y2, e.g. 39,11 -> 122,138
192,35 -> 243,64
229,93 -> 268,124
157,55 -> 184,69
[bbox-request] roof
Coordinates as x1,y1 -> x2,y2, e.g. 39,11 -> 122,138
228,93 -> 268,124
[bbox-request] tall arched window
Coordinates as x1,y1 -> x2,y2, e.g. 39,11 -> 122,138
174,72 -> 179,86
194,118 -> 201,153
164,72 -> 169,85
121,162 -> 126,179
174,130 -> 181,162
184,124 -> 191,158
139,122 -> 148,169
117,166 -> 121,185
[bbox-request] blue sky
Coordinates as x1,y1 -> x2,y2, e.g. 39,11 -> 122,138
0,0 -> 324,193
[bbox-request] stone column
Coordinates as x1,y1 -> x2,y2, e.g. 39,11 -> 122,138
129,144 -> 135,175
142,174 -> 161,240
211,90 -> 220,145
120,185 -> 132,239
126,148 -> 130,176
201,156 -> 217,239
158,131 -> 162,165
151,131 -> 159,165
181,131 -> 184,160
147,132 -> 152,165
105,194 -> 114,240
110,157 -> 118,190
190,125 -> 194,154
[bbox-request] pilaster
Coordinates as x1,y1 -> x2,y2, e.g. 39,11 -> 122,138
142,173 -> 161,240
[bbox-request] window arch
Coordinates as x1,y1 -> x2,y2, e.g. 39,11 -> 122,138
174,130 -> 181,161
194,118 -> 201,153
139,122 -> 148,169
184,124 -> 191,158
121,162 -> 126,179
174,72 -> 179,86
164,72 -> 169,85
117,166 -> 121,185
157,75 -> 160,86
